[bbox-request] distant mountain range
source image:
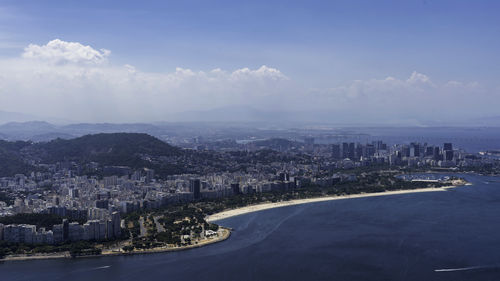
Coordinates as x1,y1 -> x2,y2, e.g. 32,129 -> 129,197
0,110 -> 71,125
0,121 -> 167,142
1,107 -> 500,143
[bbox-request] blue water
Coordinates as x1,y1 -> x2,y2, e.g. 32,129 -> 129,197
2,174 -> 500,281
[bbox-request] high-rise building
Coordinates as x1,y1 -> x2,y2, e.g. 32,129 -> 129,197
365,144 -> 375,157
444,143 -> 453,151
95,199 -> 109,209
231,183 -> 240,195
348,143 -> 355,159
68,222 -> 83,241
144,168 -> 155,183
190,179 -> 201,199
355,144 -> 363,160
444,150 -> 454,161
331,144 -> 341,159
433,147 -> 441,161
53,224 -> 63,243
112,211 -> 121,239
410,143 -> 420,157
342,143 -> 349,158
425,146 -> 434,157
62,219 -> 69,241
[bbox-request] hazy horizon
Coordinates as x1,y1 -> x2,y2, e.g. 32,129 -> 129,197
1,1 -> 499,125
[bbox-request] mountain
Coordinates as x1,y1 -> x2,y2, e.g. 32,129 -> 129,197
252,138 -> 300,150
0,140 -> 33,177
0,121 -> 166,142
61,123 -> 162,135
0,111 -> 40,124
0,133 -> 185,177
0,121 -> 57,133
0,110 -> 72,125
33,133 -> 181,165
29,133 -> 75,142
0,121 -> 63,141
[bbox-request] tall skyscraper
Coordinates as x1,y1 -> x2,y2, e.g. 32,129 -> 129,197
190,179 -> 201,199
112,211 -> 121,238
410,143 -> 420,157
444,143 -> 453,151
342,143 -> 349,158
331,144 -> 341,159
348,143 -> 355,159
433,146 -> 441,161
62,219 -> 69,241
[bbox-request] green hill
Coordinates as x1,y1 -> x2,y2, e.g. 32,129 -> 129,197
0,140 -> 33,177
35,133 -> 180,163
33,133 -> 185,176
0,133 -> 186,178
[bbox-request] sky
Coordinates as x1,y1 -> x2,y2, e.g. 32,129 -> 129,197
0,0 -> 499,124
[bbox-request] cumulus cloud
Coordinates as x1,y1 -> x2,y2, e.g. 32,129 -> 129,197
0,39 -> 291,122
22,39 -> 110,64
0,39 -> 495,124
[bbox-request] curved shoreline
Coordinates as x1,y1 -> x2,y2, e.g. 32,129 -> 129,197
206,182 -> 471,222
1,228 -> 231,262
1,180 -> 470,262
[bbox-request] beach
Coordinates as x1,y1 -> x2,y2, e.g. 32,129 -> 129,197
206,183 -> 469,222
2,180 -> 469,262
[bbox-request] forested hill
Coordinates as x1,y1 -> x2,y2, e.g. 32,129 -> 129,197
32,133 -> 181,164
0,133 -> 185,177
0,140 -> 33,177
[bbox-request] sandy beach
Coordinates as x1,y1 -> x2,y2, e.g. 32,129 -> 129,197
206,184 -> 468,222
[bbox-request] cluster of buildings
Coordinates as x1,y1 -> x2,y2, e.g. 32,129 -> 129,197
0,138 -> 494,246
328,141 -> 483,168
0,212 -> 121,245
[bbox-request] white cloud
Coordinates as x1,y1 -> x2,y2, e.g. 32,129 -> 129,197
22,39 -> 110,65
0,39 -> 291,122
307,72 -> 493,123
406,71 -> 432,84
0,39 -> 495,124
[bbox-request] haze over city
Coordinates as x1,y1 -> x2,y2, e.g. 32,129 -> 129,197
0,0 -> 499,125
3,1 -> 500,281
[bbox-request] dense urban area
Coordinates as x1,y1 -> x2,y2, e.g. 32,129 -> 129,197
0,129 -> 496,259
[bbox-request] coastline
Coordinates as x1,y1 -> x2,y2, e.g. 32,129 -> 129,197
206,182 -> 471,222
1,179 -> 471,263
1,228 -> 231,262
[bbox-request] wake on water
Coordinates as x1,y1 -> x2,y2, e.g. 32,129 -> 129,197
435,265 -> 499,272
93,265 -> 111,270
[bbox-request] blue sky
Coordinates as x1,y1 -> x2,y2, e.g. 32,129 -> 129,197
0,0 -> 499,124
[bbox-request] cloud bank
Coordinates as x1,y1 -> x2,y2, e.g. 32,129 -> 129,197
0,39 -> 496,124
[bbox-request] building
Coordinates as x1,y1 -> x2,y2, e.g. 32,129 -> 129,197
342,143 -> 349,158
190,179 -> 201,200
331,144 -> 341,159
231,183 -> 240,195
111,211 -> 121,238
95,199 -> 109,209
53,224 -> 63,243
68,222 -> 83,241
444,143 -> 453,151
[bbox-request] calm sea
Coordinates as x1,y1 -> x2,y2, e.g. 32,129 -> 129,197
2,174 -> 500,281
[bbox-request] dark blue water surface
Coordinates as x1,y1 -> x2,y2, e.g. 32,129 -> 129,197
2,174 -> 500,281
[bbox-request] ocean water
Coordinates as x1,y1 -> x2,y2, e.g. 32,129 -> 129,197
2,174 -> 500,281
